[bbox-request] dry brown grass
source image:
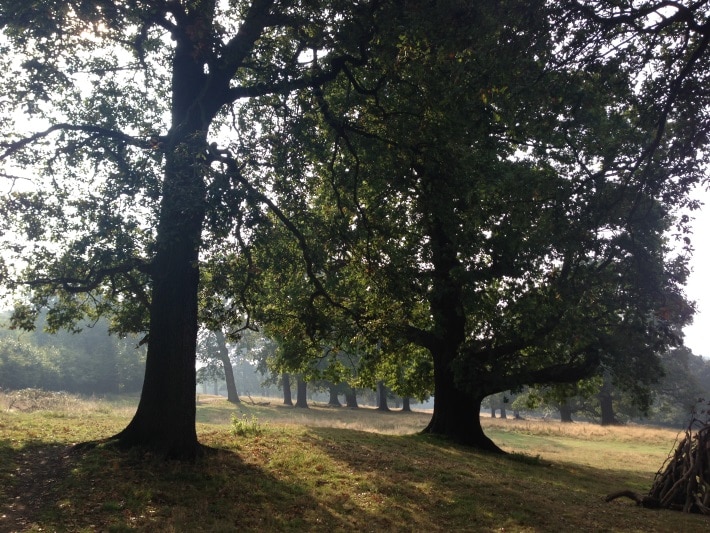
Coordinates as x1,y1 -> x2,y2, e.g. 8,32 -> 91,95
482,414 -> 680,446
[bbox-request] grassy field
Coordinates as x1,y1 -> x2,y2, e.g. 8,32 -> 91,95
1,391 -> 709,532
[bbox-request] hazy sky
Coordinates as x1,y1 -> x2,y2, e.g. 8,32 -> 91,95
683,186 -> 710,357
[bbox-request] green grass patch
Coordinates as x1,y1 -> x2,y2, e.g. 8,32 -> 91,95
1,393 -> 708,532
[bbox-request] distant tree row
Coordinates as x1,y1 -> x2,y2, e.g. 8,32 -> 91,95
491,346 -> 710,427
200,325 -> 710,427
195,327 -> 427,412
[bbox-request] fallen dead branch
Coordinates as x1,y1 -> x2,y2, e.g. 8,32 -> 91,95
245,392 -> 270,406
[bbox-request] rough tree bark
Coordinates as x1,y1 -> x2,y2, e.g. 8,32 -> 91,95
559,401 -> 573,423
422,351 -> 503,453
416,211 -> 505,453
599,376 -> 620,426
106,1 -> 242,458
111,38 -> 211,458
345,387 -> 359,409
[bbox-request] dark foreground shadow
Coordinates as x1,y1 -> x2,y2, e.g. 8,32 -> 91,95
0,434 -> 394,532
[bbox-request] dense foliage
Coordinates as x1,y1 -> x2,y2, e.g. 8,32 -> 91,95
235,0 -> 703,449
0,315 -> 145,394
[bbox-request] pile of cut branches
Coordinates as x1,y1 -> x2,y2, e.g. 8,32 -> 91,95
647,417 -> 710,513
607,412 -> 710,514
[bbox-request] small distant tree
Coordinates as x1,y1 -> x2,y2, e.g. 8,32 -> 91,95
196,329 -> 240,404
281,373 -> 293,407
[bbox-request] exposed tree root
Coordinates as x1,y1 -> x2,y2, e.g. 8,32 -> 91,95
605,490 -> 660,509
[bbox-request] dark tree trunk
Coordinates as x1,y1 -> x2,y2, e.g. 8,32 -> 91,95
416,204 -> 503,453
401,397 -> 412,412
111,136 -> 205,459
345,387 -> 359,408
112,140 -> 205,458
559,401 -> 574,423
423,352 -> 503,453
490,406 -> 496,418
599,389 -> 619,425
376,381 -> 390,411
327,383 -> 342,407
499,404 -> 507,419
282,373 -> 293,406
214,330 -> 240,404
109,20 -> 217,460
599,373 -> 620,426
295,375 -> 309,408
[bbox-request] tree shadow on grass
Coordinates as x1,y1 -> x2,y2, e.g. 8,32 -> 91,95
0,434 -> 399,532
0,439 -> 75,532
304,426 -> 710,533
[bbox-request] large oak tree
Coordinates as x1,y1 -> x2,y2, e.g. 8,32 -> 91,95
250,0 -> 704,451
0,0 -> 382,459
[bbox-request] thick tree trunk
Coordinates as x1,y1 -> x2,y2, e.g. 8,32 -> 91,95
599,390 -> 619,425
499,404 -> 507,419
327,383 -> 342,407
345,387 -> 359,408
214,330 -> 240,404
559,401 -> 574,423
401,397 -> 411,412
423,353 -> 503,453
282,373 -> 293,406
295,375 -> 309,408
376,381 -> 390,411
112,168 -> 204,458
111,145 -> 205,458
490,406 -> 496,418
109,26 -> 213,460
599,374 -> 620,426
417,203 -> 503,453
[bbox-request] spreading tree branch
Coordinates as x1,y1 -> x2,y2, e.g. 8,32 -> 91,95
26,258 -> 152,294
0,123 -> 153,160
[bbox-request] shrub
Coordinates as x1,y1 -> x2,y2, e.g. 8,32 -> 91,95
230,413 -> 264,437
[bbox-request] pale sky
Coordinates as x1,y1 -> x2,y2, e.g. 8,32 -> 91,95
683,186 -> 710,358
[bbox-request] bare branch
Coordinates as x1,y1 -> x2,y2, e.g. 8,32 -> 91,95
26,258 -> 152,294
0,123 -> 152,161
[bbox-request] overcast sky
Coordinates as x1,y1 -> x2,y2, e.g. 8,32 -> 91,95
683,186 -> 710,358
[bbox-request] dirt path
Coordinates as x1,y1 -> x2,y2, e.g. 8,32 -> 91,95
0,445 -> 74,533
